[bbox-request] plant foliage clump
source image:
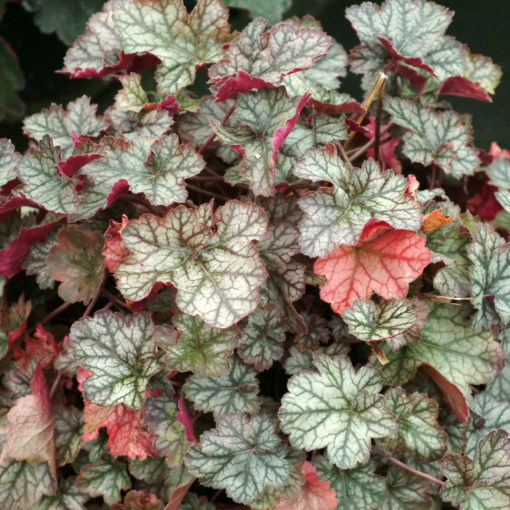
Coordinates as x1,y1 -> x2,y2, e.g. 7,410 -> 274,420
1,0 -> 510,508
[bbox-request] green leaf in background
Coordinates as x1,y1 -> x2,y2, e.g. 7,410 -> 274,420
441,429 -> 510,509
0,37 -> 24,121
382,466 -> 432,510
222,0 -> 292,24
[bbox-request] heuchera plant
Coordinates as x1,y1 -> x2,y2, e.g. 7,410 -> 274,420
1,0 -> 510,508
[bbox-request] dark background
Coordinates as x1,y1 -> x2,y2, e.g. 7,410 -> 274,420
1,0 -> 509,150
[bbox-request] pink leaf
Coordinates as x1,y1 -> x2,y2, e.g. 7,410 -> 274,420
7,363 -> 57,480
164,479 -> 195,510
17,324 -> 58,369
315,221 -> 431,314
274,461 -> 337,510
176,397 -> 197,443
102,216 -> 130,273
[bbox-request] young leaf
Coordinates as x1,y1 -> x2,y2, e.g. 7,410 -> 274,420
372,302 -> 503,421
77,134 -> 205,208
342,299 -> 421,343
441,429 -> 510,508
315,221 -> 430,315
238,304 -> 287,371
385,98 -> 478,179
274,460 -> 338,510
69,311 -> 160,409
112,0 -> 232,94
294,151 -> 421,257
346,0 -> 465,80
115,201 -> 268,328
468,223 -> 510,328
0,459 -> 56,510
382,466 -> 432,510
185,413 -> 291,504
183,356 -> 260,417
0,139 -> 21,186
381,387 -> 447,461
279,355 -> 397,469
76,456 -> 131,505
283,343 -> 350,376
209,17 -> 331,100
155,314 -> 238,377
46,224 -> 105,304
23,96 -> 108,158
313,455 -> 386,510
6,363 -> 56,481
144,393 -> 189,466
213,87 -> 308,196
16,137 -> 80,215
257,221 -> 306,334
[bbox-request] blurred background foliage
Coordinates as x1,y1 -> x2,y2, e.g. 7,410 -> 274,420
0,0 -> 508,151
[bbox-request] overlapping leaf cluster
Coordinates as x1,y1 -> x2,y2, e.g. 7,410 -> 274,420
0,0 -> 509,508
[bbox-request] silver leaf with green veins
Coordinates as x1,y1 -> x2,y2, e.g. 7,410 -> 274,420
69,311 -> 160,409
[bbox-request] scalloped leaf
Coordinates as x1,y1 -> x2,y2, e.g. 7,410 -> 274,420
441,429 -> 510,509
69,311 -> 160,409
23,96 -> 108,158
213,87 -> 308,196
209,17 -> 331,100
6,363 -> 56,481
77,134 -> 204,209
279,355 -> 397,469
112,0 -> 232,94
183,356 -> 260,417
115,201 -> 268,328
111,490 -> 165,510
0,458 -> 56,510
76,456 -> 131,505
185,413 -> 291,504
54,405 -> 83,467
346,0 -> 465,81
38,477 -> 88,510
294,151 -> 421,257
46,224 -> 105,304
315,221 -> 430,315
0,139 -> 21,186
238,304 -> 287,371
465,392 -> 510,458
155,314 -> 238,377
487,329 -> 510,400
385,98 -> 478,179
372,302 -> 504,421
22,228 -> 58,289
468,223 -> 510,328
313,455 -> 386,510
382,387 -> 447,461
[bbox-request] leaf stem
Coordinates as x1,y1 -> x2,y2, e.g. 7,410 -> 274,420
346,124 -> 393,161
40,301 -> 72,327
345,72 -> 387,148
82,273 -> 107,319
187,183 -> 230,201
336,141 -> 353,169
49,371 -> 62,400
197,105 -> 236,154
374,77 -> 386,163
372,446 -> 445,486
101,289 -> 130,311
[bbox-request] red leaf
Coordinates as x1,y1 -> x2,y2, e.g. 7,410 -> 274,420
274,461 -> 337,510
16,324 -> 58,369
439,76 -> 492,102
1,294 -> 32,349
6,363 -> 57,480
315,221 -> 431,314
78,369 -> 156,460
215,70 -> 276,102
365,116 -> 402,173
0,220 -> 61,278
467,174 -> 502,221
111,491 -> 164,510
164,479 -> 195,510
102,216 -> 130,273
57,153 -> 103,178
377,36 -> 436,76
